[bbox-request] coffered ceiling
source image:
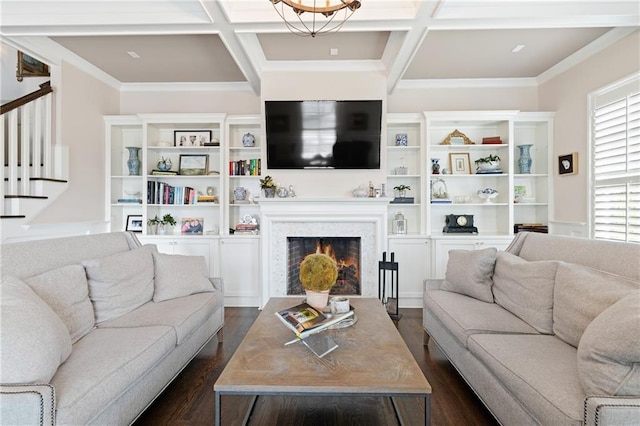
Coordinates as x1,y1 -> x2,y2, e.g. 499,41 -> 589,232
0,1 -> 638,95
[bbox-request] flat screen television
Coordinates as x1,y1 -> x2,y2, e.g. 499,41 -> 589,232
265,100 -> 382,169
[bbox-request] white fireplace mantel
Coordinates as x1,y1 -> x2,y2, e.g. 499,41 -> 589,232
258,197 -> 392,307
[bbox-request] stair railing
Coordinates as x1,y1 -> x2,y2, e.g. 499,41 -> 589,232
1,82 -> 54,215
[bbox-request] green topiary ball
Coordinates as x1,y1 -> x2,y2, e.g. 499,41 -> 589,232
299,253 -> 338,291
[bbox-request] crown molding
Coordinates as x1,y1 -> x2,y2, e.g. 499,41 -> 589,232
395,78 -> 539,90
119,82 -> 254,92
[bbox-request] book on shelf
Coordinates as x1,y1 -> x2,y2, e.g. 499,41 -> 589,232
197,195 -> 217,203
275,302 -> 354,340
476,169 -> 503,174
482,136 -> 503,144
431,199 -> 452,204
151,169 -> 178,176
117,198 -> 142,204
390,197 -> 414,204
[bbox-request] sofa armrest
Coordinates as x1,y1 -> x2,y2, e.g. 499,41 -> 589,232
424,278 -> 443,292
0,383 -> 55,426
584,395 -> 640,426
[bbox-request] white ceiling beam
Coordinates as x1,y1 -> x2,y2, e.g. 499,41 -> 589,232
199,0 -> 261,95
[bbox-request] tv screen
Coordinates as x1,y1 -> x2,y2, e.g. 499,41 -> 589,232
265,100 -> 382,169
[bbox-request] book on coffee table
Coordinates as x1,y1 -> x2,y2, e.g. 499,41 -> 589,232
275,302 -> 354,340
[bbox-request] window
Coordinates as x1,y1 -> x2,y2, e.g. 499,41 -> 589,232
591,74 -> 640,243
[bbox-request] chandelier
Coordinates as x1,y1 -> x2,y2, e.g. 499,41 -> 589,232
269,0 -> 361,37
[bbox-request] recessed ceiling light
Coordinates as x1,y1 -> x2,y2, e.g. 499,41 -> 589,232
511,45 -> 525,53
330,48 -> 338,56
127,51 -> 140,59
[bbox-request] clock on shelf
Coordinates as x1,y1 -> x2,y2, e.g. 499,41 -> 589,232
443,214 -> 478,234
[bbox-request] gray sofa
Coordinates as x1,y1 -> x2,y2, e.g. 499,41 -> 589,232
0,232 -> 224,425
423,232 -> 640,425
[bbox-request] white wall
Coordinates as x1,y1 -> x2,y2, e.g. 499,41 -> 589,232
31,61 -> 120,224
539,29 -> 640,224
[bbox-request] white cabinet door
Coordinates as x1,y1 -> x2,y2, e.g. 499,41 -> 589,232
388,237 -> 431,308
220,237 -> 260,307
432,237 -> 512,279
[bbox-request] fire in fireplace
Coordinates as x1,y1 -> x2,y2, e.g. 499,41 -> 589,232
287,237 -> 361,295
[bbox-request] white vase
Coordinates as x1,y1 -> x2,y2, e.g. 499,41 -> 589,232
305,289 -> 330,311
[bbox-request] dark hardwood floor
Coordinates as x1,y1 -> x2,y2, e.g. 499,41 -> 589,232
133,307 -> 498,426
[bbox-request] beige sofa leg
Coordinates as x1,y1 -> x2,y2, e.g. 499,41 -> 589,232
217,328 -> 224,343
423,330 -> 430,346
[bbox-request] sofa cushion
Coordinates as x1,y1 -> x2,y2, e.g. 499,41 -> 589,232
553,262 -> 640,348
424,289 -> 539,348
100,292 -> 222,345
25,264 -> 95,343
152,252 -> 213,302
82,244 -> 156,324
0,276 -> 72,384
578,291 -> 640,396
441,247 -> 496,303
51,326 -> 175,424
492,252 -> 558,334
469,334 -> 585,424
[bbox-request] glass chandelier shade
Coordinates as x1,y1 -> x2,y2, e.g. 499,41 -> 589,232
269,0 -> 362,37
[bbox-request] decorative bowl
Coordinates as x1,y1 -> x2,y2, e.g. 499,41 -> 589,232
477,188 -> 499,203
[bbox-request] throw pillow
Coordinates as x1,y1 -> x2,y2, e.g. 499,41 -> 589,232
152,251 -> 213,302
553,262 -> 640,348
82,244 -> 156,324
441,247 -> 497,303
0,276 -> 72,384
25,264 -> 95,343
492,252 -> 559,334
577,291 -> 640,396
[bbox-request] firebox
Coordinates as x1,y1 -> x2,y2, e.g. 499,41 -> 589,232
287,237 -> 361,295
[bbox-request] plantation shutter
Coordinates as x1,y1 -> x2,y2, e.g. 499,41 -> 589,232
592,84 -> 640,243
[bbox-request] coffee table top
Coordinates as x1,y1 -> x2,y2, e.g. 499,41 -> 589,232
215,297 -> 431,396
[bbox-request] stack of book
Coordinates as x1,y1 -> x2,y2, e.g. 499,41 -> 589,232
482,136 -> 503,144
196,195 -> 217,203
234,222 -> 259,235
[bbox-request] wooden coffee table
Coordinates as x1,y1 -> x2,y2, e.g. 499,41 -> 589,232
214,297 -> 431,425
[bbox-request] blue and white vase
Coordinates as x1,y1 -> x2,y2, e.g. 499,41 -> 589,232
395,133 -> 408,146
126,147 -> 141,176
242,133 -> 255,147
233,187 -> 247,201
517,144 -> 533,174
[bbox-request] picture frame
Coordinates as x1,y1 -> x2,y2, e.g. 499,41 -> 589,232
449,153 -> 472,175
179,154 -> 209,175
174,130 -> 212,147
558,152 -> 578,175
16,51 -> 50,82
125,215 -> 143,232
181,217 -> 204,235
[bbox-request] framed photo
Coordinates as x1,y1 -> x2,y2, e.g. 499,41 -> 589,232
558,152 -> 578,175
16,51 -> 50,82
125,215 -> 143,232
181,217 -> 204,235
449,153 -> 472,175
179,154 -> 209,175
174,130 -> 212,147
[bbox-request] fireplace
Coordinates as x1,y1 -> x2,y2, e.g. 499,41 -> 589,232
287,237 -> 361,295
257,197 -> 391,306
